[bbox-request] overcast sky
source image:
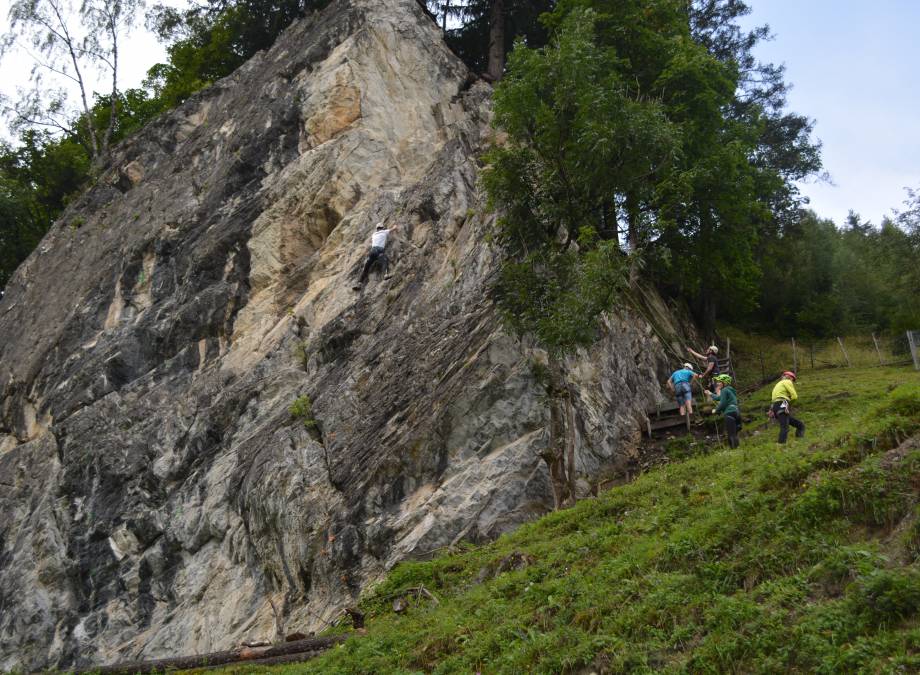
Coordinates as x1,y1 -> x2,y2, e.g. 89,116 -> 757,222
738,0 -> 920,225
2,0 -> 918,227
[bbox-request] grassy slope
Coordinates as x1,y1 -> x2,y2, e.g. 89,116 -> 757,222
209,365 -> 920,674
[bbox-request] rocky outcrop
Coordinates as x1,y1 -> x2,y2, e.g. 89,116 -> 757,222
0,0 -> 679,669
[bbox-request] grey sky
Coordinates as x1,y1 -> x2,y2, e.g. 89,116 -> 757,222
739,1 -> 920,226
2,0 -> 918,228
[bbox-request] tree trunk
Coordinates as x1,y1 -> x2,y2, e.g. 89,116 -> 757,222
564,387 -> 577,505
52,0 -> 100,161
83,635 -> 348,675
543,391 -> 566,510
100,10 -> 120,167
700,292 -> 717,337
541,355 -> 578,510
486,0 -> 506,81
626,191 -> 640,253
625,191 -> 640,283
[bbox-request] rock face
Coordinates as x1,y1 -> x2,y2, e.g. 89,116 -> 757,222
0,0 -> 681,669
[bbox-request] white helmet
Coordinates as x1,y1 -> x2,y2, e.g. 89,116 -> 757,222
708,345 -> 719,354
682,362 -> 694,370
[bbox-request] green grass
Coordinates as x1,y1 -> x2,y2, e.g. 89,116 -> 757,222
205,366 -> 920,674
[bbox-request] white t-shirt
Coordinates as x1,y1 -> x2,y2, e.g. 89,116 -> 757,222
371,229 -> 391,248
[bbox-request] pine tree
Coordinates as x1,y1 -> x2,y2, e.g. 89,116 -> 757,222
427,0 -> 555,79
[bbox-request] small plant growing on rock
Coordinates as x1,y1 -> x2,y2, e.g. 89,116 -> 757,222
289,395 -> 317,429
293,341 -> 310,370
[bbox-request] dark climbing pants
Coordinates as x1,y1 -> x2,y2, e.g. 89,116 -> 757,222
359,246 -> 388,283
724,411 -> 741,449
772,401 -> 805,443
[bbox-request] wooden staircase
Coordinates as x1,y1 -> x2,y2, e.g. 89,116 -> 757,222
645,399 -> 693,436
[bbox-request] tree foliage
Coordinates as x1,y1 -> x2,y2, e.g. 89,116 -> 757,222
145,0 -> 330,108
484,10 -> 644,355
0,90 -> 164,290
486,0 -> 826,338
748,201 -> 920,338
0,133 -> 81,289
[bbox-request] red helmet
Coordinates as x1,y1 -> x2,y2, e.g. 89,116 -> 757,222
782,371 -> 797,381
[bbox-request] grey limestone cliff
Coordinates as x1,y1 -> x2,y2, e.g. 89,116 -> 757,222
0,0 -> 680,669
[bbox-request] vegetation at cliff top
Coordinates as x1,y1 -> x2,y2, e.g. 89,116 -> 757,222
191,364 -> 920,673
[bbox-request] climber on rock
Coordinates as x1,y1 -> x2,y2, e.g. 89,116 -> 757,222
353,221 -> 398,290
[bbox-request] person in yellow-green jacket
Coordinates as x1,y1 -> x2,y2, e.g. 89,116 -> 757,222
771,371 -> 805,443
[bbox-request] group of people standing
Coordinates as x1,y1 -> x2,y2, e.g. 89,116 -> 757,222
667,344 -> 805,447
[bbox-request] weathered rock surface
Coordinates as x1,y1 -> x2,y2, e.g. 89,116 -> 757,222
0,0 -> 682,669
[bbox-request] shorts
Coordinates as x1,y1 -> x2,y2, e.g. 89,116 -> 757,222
674,381 -> 692,405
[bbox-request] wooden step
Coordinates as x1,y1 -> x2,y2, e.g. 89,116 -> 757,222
648,400 -> 681,415
650,416 -> 691,432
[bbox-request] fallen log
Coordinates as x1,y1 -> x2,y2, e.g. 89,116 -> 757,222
194,648 -> 343,672
79,634 -> 349,674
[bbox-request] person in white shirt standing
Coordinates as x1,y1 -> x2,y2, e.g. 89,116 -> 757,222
354,222 -> 398,290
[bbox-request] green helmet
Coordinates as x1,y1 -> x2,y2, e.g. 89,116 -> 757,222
714,374 -> 733,385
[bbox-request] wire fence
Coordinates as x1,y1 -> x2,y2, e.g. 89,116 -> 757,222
726,332 -> 917,390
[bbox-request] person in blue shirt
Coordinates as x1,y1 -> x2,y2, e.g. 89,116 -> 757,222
668,362 -> 698,416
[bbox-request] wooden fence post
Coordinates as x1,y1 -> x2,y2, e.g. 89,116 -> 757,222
759,350 -> 766,382
792,338 -> 798,374
871,333 -> 883,366
726,337 -> 731,361
810,344 -> 815,369
837,337 -> 851,367
908,331 -> 920,371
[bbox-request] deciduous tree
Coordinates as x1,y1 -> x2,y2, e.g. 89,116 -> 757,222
2,0 -> 142,168
485,9 -> 669,506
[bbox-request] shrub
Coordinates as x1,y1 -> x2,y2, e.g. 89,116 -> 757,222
289,395 -> 316,428
849,568 -> 920,626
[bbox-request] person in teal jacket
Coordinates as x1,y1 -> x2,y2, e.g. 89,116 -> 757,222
708,374 -> 741,448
